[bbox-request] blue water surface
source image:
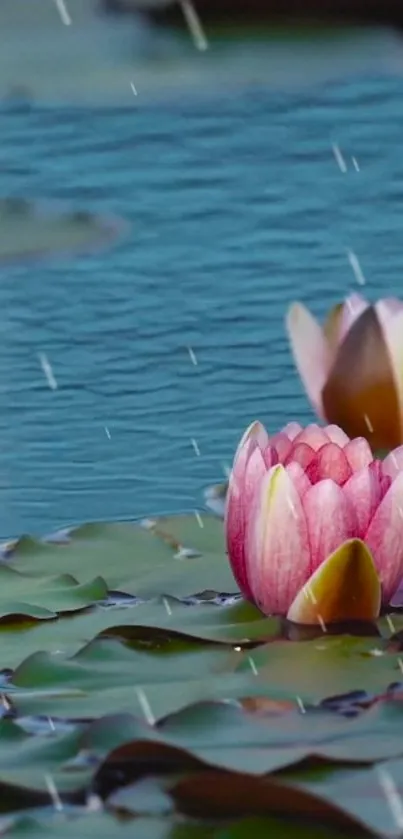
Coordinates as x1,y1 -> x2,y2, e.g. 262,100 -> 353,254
1,69 -> 403,536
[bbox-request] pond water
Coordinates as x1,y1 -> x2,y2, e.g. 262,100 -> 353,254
1,9 -> 403,537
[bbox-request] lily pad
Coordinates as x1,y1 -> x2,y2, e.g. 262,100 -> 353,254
239,636 -> 403,700
0,511 -> 402,835
0,596 -> 279,672
7,516 -> 235,601
0,566 -> 107,621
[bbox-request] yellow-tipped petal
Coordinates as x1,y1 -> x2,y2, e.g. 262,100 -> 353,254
286,539 -> 381,625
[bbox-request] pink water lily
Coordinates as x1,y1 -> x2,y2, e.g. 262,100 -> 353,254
286,294 -> 403,450
226,420 -> 403,624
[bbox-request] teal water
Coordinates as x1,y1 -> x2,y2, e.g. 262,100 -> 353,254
2,64 -> 403,536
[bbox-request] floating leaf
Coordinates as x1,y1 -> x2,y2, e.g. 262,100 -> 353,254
8,517 -> 235,600
0,567 -> 107,622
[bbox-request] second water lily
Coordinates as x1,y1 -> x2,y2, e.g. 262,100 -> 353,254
226,421 -> 403,625
286,294 -> 403,450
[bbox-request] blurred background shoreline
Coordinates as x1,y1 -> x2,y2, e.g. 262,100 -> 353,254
1,0 -> 403,104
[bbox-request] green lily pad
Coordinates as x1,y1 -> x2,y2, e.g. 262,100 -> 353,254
0,597 -> 278,672
283,754 -> 403,838
0,566 -> 107,621
239,636 -> 403,700
0,720 -> 88,805
8,516 -> 235,601
0,812 -> 212,839
84,698 -> 403,787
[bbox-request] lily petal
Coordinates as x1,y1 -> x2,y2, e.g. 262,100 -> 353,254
285,461 -> 311,498
292,423 -> 332,451
247,465 -> 310,615
325,424 -> 350,447
379,310 -> 403,444
342,466 -> 383,539
234,420 -> 269,462
365,471 -> 403,604
285,442 -> 316,470
322,302 -> 345,354
375,298 -> 403,331
322,306 -> 401,450
287,539 -> 381,625
225,439 -> 267,600
343,437 -> 373,471
286,303 -> 333,418
339,293 -> 369,343
383,446 -> 403,480
268,432 -> 293,463
282,421 -> 303,441
302,479 -> 356,573
306,442 -> 352,486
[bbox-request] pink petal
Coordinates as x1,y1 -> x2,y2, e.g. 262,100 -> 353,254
246,465 -> 311,615
369,460 -> 392,502
285,442 -> 316,470
225,421 -> 270,599
261,444 -> 279,469
303,479 -> 356,574
324,425 -> 350,447
292,424 -> 332,451
383,446 -> 403,480
285,461 -> 312,498
234,421 -> 269,462
364,471 -> 403,604
339,293 -> 369,343
286,303 -> 333,418
268,432 -> 293,463
306,442 -> 352,486
343,437 -> 373,471
375,297 -> 403,331
229,420 -> 269,497
282,421 -> 303,441
342,466 -> 383,539
225,446 -> 266,600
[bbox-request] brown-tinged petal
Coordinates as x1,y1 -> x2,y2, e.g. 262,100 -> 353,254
338,293 -> 369,343
322,306 -> 401,450
322,301 -> 345,354
377,310 -> 403,443
286,538 -> 381,625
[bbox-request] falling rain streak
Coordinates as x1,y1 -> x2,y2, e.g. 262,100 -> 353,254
363,414 -> 374,434
163,597 -> 172,616
194,510 -> 204,528
45,774 -> 63,812
54,0 -> 71,25
332,143 -> 347,173
191,438 -> 201,456
377,767 -> 403,829
347,249 -> 366,286
136,688 -> 155,725
248,657 -> 258,676
188,346 -> 198,365
296,696 -> 306,714
180,0 -> 209,51
38,353 -> 58,390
